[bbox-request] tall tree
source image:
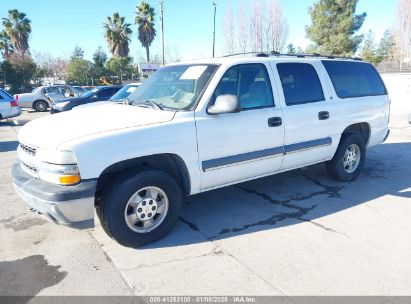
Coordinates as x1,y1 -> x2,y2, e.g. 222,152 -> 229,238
360,30 -> 395,66
93,46 -> 108,68
393,0 -> 411,70
91,46 -> 108,84
360,31 -> 380,65
249,0 -> 264,52
2,9 -> 31,55
222,0 -> 235,55
377,30 -> 395,60
287,43 -> 296,54
306,0 -> 366,56
103,12 -> 132,58
135,1 -> 156,62
70,46 -> 84,60
237,1 -> 249,54
266,0 -> 289,53
0,30 -> 13,59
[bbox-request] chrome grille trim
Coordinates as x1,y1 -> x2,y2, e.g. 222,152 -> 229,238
20,143 -> 37,156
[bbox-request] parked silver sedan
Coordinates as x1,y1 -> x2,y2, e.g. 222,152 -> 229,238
15,85 -> 80,112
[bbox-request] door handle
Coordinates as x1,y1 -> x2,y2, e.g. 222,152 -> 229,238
318,111 -> 330,120
268,117 -> 282,127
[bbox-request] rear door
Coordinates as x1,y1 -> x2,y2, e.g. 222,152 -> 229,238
271,61 -> 340,170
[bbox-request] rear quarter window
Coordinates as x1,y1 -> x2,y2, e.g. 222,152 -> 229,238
322,61 -> 387,99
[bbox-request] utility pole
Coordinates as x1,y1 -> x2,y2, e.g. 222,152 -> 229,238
212,1 -> 217,58
160,0 -> 165,66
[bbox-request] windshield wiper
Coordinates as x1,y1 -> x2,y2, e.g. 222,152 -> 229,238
127,98 -> 163,110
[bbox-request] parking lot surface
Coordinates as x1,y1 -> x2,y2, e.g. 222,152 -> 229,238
1,109 -> 411,296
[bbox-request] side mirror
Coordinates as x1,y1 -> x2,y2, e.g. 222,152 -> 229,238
91,95 -> 98,100
208,94 -> 241,115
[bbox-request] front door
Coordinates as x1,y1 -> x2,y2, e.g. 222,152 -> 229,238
195,63 -> 285,190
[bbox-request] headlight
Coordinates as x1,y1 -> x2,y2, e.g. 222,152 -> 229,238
37,149 -> 77,164
36,149 -> 80,185
38,163 -> 80,185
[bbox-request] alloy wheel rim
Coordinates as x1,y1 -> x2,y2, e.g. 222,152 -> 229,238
343,144 -> 361,174
37,102 -> 46,111
124,186 -> 169,233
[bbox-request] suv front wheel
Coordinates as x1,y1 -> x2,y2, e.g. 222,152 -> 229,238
326,133 -> 366,182
99,170 -> 183,248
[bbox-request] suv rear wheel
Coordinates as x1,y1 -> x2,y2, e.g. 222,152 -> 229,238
98,170 -> 183,248
326,133 -> 366,182
33,100 -> 48,112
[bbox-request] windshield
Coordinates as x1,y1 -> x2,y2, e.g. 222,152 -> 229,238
110,84 -> 140,101
81,87 -> 100,98
127,64 -> 218,110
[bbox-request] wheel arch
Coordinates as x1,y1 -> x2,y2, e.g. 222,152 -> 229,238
341,122 -> 371,146
33,99 -> 49,110
94,153 -> 191,206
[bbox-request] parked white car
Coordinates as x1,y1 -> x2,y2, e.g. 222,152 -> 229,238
16,85 -> 79,112
12,54 -> 390,248
0,88 -> 21,120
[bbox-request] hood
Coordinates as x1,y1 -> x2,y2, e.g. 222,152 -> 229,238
18,103 -> 176,149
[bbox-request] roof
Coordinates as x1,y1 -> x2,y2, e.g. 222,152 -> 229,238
168,52 -> 365,67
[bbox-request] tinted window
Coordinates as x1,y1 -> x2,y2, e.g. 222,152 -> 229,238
96,88 -> 115,99
46,87 -> 60,94
322,61 -> 387,98
0,89 -> 13,99
214,64 -> 274,110
277,63 -> 325,106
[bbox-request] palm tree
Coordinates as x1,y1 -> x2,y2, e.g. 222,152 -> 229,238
135,1 -> 156,62
0,30 -> 13,59
103,12 -> 132,58
2,9 -> 31,54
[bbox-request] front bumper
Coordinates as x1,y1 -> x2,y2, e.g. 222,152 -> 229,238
11,162 -> 96,229
3,107 -> 21,119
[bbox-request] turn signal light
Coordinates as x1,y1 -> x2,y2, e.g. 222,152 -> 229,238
58,175 -> 80,185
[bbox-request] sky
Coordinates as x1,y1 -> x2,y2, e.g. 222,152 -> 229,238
0,0 -> 397,62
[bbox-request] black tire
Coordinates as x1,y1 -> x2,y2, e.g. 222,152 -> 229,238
98,170 -> 183,248
33,100 -> 48,112
326,133 -> 366,182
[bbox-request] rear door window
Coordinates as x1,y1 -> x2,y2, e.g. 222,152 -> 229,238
322,61 -> 387,98
277,63 -> 325,106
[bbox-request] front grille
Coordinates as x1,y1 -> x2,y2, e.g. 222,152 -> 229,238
20,143 -> 37,156
21,161 -> 38,174
18,142 -> 39,178
21,161 -> 39,178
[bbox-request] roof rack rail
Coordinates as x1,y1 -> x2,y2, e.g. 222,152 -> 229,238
223,51 -> 269,58
222,51 -> 363,61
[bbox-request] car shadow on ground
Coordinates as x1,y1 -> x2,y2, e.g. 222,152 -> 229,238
0,140 -> 19,153
0,255 -> 67,299
144,142 -> 411,249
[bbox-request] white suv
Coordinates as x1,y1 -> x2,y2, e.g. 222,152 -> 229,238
12,54 -> 390,247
